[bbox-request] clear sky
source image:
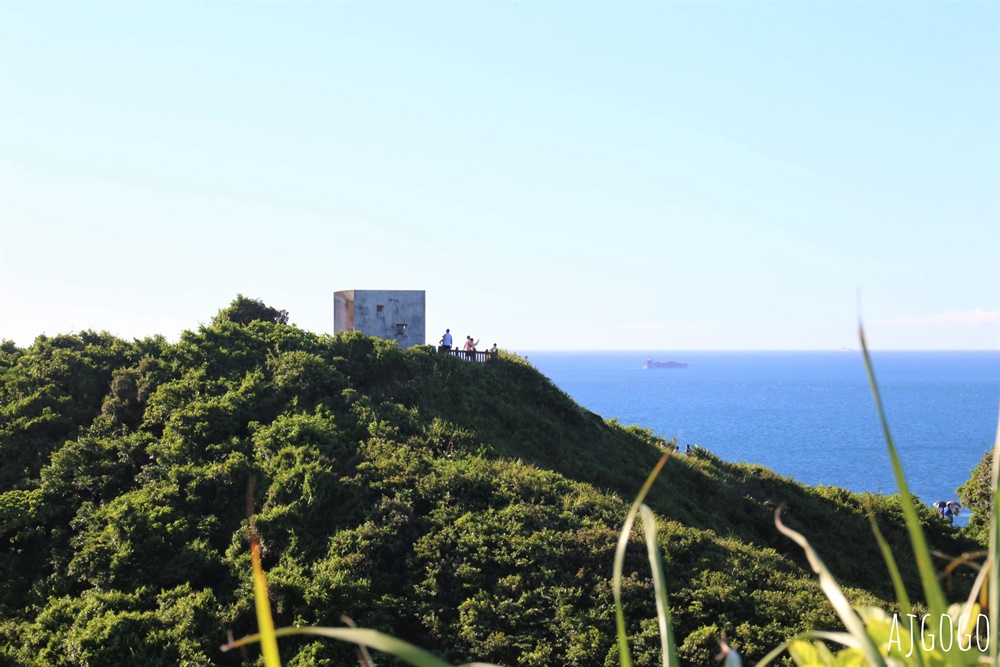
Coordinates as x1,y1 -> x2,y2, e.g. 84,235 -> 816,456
1,1 -> 997,350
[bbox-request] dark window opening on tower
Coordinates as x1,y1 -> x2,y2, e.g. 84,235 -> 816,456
395,323 -> 407,336
377,304 -> 384,313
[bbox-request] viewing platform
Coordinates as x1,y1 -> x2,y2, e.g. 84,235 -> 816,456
438,347 -> 494,363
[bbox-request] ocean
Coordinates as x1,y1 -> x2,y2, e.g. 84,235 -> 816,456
516,350 -> 1000,526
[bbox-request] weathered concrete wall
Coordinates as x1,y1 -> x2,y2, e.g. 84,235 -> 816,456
333,290 -> 426,349
333,291 -> 355,334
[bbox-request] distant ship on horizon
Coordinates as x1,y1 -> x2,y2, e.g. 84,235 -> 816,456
643,357 -> 689,369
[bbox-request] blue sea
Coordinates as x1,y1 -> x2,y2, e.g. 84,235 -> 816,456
517,351 -> 1000,526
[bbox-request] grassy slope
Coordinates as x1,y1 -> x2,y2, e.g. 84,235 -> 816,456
0,318 -> 978,666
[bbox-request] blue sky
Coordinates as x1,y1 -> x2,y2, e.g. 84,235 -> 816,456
1,1 -> 997,350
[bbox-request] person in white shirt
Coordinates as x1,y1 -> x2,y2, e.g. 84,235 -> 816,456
439,329 -> 453,351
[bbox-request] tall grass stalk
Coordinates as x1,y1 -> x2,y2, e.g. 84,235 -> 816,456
859,327 -> 951,628
640,504 -> 677,666
249,536 -> 282,667
613,450 -> 672,667
988,409 -> 1000,666
864,504 -> 912,617
772,506 -> 886,666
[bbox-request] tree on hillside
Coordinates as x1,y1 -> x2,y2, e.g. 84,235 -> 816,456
958,447 -> 993,544
212,295 -> 289,326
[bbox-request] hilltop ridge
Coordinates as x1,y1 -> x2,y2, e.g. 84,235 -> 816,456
0,298 -> 977,666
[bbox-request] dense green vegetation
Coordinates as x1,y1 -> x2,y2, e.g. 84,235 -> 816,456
0,298 -> 980,666
958,448 -> 993,545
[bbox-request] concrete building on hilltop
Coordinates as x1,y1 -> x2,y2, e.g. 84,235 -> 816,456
333,290 -> 426,349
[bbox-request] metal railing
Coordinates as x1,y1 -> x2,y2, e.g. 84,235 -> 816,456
438,347 -> 494,363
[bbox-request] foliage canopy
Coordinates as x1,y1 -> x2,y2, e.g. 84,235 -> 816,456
0,298 -> 980,666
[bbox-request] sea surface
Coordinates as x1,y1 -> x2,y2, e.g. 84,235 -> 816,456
516,350 -> 1000,526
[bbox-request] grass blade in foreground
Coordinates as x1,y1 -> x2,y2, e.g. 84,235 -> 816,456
225,626 -> 498,667
757,630 -> 861,666
864,506 -> 926,667
640,504 -> 678,667
613,450 -> 670,667
859,325 -> 951,633
988,411 -> 1000,666
863,503 -> 913,626
250,536 -> 282,667
772,507 -> 886,667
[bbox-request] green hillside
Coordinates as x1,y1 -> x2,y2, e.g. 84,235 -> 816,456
0,298 -> 977,666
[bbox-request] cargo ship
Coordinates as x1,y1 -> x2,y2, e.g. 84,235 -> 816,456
643,358 -> 688,369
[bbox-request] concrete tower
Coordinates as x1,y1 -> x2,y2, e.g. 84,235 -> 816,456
333,290 -> 426,349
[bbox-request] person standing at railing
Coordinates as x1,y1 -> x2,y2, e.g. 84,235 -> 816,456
463,336 -> 479,360
439,329 -> 453,352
